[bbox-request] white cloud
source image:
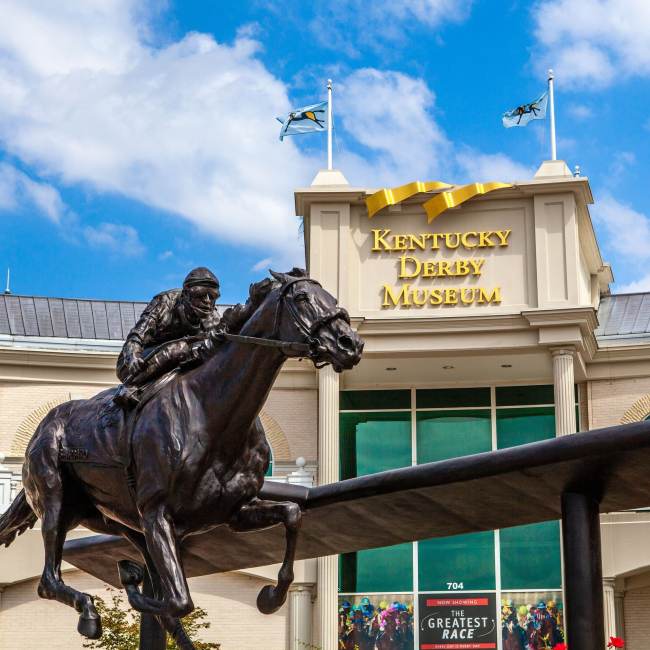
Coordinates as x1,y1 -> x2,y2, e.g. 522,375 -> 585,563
336,68 -> 451,185
455,150 -> 534,183
568,103 -> 593,120
617,274 -> 650,293
251,257 -> 273,272
591,194 -> 650,263
84,222 -> 145,257
0,0 -> 146,77
0,0 -> 527,263
307,0 -> 474,57
533,0 -> 650,86
0,1 -> 311,261
0,162 -> 65,221
608,151 -> 636,184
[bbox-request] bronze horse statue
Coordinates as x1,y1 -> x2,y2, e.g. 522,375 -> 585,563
0,269 -> 363,647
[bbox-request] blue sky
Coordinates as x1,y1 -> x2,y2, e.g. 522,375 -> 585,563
1,0 -> 649,303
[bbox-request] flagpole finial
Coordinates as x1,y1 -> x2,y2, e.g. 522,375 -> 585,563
548,68 -> 555,80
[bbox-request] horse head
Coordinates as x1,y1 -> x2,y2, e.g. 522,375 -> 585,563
268,268 -> 363,372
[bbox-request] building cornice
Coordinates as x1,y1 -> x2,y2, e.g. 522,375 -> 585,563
0,345 -> 117,370
0,344 -> 317,388
354,313 -> 530,336
295,176 -> 594,217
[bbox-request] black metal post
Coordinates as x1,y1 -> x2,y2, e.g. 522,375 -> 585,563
139,571 -> 166,650
561,491 -> 605,650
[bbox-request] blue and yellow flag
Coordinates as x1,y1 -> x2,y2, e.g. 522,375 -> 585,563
502,92 -> 548,128
277,100 -> 328,141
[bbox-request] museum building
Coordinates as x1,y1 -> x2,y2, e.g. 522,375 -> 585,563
1,160 -> 650,649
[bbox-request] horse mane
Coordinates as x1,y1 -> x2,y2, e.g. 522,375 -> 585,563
220,268 -> 307,334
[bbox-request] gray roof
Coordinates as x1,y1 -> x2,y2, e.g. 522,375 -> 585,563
0,294 -> 148,340
2,291 -> 650,348
595,293 -> 650,345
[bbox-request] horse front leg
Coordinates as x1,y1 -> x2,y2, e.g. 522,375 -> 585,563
120,530 -> 196,650
229,498 -> 302,614
118,504 -> 193,618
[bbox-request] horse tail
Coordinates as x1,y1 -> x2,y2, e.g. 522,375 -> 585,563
0,489 -> 37,548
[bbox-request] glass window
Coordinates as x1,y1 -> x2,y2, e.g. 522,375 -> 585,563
496,407 -> 555,448
500,522 -> 562,589
496,385 -> 555,406
417,387 -> 490,409
501,591 -> 565,647
419,531 -> 496,591
340,543 -> 413,593
340,390 -> 410,411
338,595 -> 415,650
340,412 -> 411,480
417,410 -> 492,463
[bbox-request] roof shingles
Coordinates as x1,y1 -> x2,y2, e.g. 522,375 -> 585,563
0,295 -> 147,341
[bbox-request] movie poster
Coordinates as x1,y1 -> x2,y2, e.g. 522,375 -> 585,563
500,591 -> 565,650
338,594 -> 414,649
418,594 -> 498,649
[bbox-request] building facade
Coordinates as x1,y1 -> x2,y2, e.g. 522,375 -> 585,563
1,160 -> 650,649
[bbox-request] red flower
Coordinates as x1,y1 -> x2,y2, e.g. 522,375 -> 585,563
608,638 -> 625,648
553,644 -> 567,650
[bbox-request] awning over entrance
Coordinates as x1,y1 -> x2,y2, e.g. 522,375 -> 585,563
64,420 -> 650,587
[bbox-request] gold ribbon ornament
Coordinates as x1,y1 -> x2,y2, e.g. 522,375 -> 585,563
423,182 -> 513,223
366,180 -> 513,222
366,181 -> 452,219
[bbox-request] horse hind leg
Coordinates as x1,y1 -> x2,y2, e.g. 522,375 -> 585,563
229,498 -> 302,614
24,432 -> 102,639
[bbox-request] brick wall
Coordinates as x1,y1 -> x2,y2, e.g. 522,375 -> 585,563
0,381 -> 318,463
0,381 -> 100,453
624,585 -> 650,650
0,570 -> 286,650
263,388 -> 318,461
589,376 -> 650,429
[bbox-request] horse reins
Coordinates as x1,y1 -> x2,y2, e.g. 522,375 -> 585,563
223,277 -> 350,364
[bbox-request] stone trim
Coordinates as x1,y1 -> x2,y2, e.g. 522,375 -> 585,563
11,396 -> 70,455
11,400 -> 292,461
621,394 -> 650,424
259,410 -> 291,461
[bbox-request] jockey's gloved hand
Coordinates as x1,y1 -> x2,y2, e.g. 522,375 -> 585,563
127,356 -> 146,378
209,326 -> 227,343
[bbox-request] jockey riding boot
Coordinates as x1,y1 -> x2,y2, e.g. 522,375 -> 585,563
113,384 -> 140,408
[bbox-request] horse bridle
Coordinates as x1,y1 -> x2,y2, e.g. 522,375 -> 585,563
223,277 -> 351,364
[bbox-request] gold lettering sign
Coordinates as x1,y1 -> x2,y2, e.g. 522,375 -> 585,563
372,228 -> 510,309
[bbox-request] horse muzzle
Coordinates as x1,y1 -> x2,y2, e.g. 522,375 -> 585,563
311,331 -> 363,373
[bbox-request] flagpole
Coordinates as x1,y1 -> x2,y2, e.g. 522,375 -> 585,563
327,79 -> 333,170
548,69 -> 557,160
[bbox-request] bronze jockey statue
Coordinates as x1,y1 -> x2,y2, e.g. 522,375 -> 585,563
114,267 -> 221,407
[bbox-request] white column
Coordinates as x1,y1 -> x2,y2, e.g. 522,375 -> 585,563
317,365 -> 340,650
614,587 -> 625,641
551,348 -> 576,436
603,578 -> 617,641
289,584 -> 314,650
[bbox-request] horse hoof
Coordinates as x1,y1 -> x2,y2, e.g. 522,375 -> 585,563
118,559 -> 145,587
78,613 -> 102,639
256,585 -> 284,615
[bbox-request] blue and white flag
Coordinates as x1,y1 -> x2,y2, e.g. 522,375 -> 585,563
277,100 -> 328,141
502,92 -> 548,128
